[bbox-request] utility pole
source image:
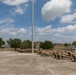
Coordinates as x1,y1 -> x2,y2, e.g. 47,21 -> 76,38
32,0 -> 34,53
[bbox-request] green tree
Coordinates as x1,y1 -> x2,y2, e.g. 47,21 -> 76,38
0,38 -> 5,47
20,40 -> 26,49
64,43 -> 69,47
20,40 -> 32,49
7,38 -> 21,50
7,38 -> 12,44
40,40 -> 54,49
72,41 -> 76,45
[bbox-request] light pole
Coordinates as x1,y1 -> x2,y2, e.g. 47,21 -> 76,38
32,0 -> 34,53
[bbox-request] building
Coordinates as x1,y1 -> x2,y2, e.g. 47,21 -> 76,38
71,46 -> 76,50
2,44 -> 10,48
34,42 -> 41,49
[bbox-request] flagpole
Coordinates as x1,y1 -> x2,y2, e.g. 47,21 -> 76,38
32,0 -> 34,53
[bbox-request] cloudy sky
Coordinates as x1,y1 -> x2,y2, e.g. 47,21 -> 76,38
0,0 -> 76,43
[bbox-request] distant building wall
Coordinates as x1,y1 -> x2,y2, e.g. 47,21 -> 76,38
34,42 -> 40,49
2,44 -> 10,48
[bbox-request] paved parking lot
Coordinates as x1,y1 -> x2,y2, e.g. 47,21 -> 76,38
0,51 -> 76,75
39,56 -> 76,75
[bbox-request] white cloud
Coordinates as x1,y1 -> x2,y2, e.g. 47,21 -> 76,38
60,13 -> 76,23
42,0 -> 72,21
0,24 -> 29,40
36,24 -> 76,43
1,23 -> 76,43
0,17 -> 15,24
29,0 -> 36,2
37,25 -> 52,34
2,0 -> 29,6
0,16 -> 31,40
1,27 -> 16,35
17,28 -> 26,34
37,25 -> 76,34
0,0 -> 29,15
14,7 -> 25,14
1,27 -> 27,36
12,4 -> 28,15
